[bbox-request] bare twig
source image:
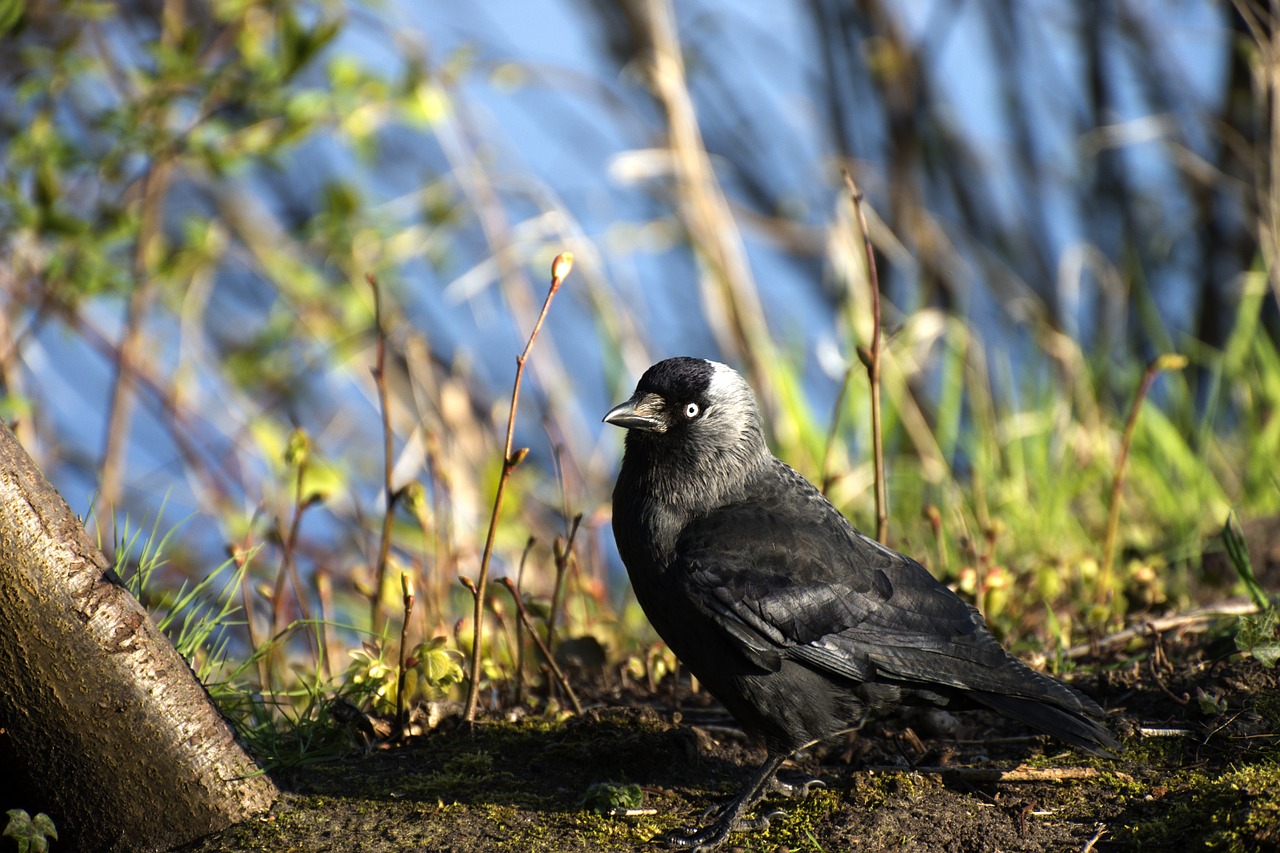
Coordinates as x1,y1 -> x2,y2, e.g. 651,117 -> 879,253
462,252 -> 573,723
546,513 -> 583,653
97,0 -> 189,511
1081,823 -> 1107,853
513,536 -> 536,706
842,167 -> 887,542
499,578 -> 583,715
396,573 -> 416,738
643,0 -> 773,398
820,364 -> 856,495
230,538 -> 269,689
0,283 -> 36,449
422,423 -> 457,630
366,272 -> 400,633
1099,354 -> 1186,604
1137,726 -> 1195,738
57,309 -> 242,518
866,765 -> 1121,784
926,505 -> 948,575
398,482 -> 433,641
270,430 -> 317,672
314,567 -> 336,681
1065,599 -> 1255,659
1147,629 -> 1190,706
100,159 -> 173,520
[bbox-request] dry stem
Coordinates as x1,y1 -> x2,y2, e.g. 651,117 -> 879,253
842,167 -> 888,542
461,252 -> 573,723
396,573 -> 415,738
270,440 -> 317,676
546,513 -> 583,652
499,577 -> 584,714
366,272 -> 399,633
1099,354 -> 1187,603
512,536 -> 537,706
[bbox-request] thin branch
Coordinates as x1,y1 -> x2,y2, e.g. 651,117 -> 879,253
1099,354 -> 1187,604
461,252 -> 573,723
546,513 -> 583,653
230,538 -> 269,690
499,578 -> 583,715
0,279 -> 37,450
643,0 -> 774,399
396,573 -> 416,739
270,432 -> 317,673
1081,824 -> 1108,853
843,167 -> 888,542
1065,598 -> 1255,659
512,536 -> 537,707
865,765 -> 1119,784
366,272 -> 399,633
100,160 -> 173,520
57,308 -> 242,516
314,567 -> 336,682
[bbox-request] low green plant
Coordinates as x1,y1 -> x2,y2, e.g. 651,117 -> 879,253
577,782 -> 644,816
1223,514 -> 1280,668
3,810 -> 57,853
343,636 -> 464,716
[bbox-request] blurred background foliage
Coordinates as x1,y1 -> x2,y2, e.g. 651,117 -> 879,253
2,0 -> 1279,713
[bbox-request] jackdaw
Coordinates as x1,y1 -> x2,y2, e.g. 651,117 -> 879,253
605,356 -> 1118,851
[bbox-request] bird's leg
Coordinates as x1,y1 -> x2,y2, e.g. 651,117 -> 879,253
661,752 -> 789,851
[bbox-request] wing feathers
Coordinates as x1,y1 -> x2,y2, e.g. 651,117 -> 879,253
675,459 -> 1105,727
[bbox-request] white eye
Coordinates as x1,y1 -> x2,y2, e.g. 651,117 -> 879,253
683,402 -> 701,419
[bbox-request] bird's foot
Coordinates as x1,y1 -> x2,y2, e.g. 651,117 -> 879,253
659,819 -> 731,852
733,809 -> 786,832
696,797 -> 786,827
768,775 -> 826,800
659,753 -> 793,850
659,807 -> 785,851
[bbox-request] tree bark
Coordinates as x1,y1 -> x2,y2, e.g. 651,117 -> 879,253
0,423 -> 277,851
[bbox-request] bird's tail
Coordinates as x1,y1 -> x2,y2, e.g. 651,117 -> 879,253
968,690 -> 1121,758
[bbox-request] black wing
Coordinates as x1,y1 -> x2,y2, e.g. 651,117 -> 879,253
674,460 -> 1100,713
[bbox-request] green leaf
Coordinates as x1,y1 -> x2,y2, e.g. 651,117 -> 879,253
1223,513 -> 1269,609
4,810 -> 57,853
578,782 -> 644,815
413,640 -> 464,689
4,809 -> 33,837
30,812 -> 57,840
1236,607 -> 1280,668
0,0 -> 24,35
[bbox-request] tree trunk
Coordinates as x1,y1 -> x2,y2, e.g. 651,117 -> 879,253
0,423 -> 277,851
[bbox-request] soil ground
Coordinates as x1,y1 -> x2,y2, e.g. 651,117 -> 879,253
183,608 -> 1280,853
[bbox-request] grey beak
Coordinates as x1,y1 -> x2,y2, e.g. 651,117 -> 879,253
603,394 -> 664,431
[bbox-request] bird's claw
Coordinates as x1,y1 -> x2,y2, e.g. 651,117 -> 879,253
736,808 -> 786,831
696,776 -> 821,823
659,820 -> 731,851
769,775 -> 826,800
662,808 -> 787,850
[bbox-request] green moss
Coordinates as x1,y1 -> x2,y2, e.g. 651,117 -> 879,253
179,707 -> 1280,852
1252,691 -> 1280,727
752,786 -> 845,848
394,750 -> 512,801
1109,761 -> 1280,851
848,768 -> 930,808
1112,734 -> 1190,768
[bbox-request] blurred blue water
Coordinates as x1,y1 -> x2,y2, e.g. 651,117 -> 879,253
16,0 -> 1232,602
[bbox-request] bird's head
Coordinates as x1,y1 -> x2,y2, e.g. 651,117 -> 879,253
604,357 -> 768,498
